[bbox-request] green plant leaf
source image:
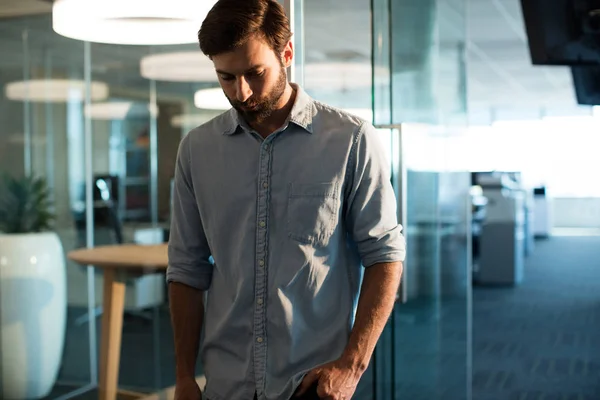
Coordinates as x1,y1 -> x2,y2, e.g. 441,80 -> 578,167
0,174 -> 55,234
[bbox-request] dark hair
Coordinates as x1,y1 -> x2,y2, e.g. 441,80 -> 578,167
198,0 -> 292,57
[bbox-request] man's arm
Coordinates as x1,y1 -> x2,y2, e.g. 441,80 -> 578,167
341,124 -> 406,375
296,122 -> 405,398
341,261 -> 402,372
342,122 -> 405,373
167,134 -> 213,387
170,282 -> 205,381
295,262 -> 402,398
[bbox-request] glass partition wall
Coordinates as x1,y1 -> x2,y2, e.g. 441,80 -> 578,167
0,15 -> 99,399
300,0 -> 379,396
0,12 -> 208,399
299,0 -> 471,398
1,1 -> 470,398
369,0 -> 472,399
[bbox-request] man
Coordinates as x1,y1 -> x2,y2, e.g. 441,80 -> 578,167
167,0 -> 406,399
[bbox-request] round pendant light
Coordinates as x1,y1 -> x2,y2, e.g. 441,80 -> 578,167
5,79 -> 109,103
52,0 -> 217,45
194,88 -> 231,110
171,114 -> 210,128
140,52 -> 217,82
304,62 -> 388,91
84,102 -> 158,120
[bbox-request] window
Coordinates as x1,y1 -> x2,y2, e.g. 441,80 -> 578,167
463,117 -> 600,197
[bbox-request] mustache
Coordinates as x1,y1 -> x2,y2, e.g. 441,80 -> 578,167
232,101 -> 262,112
233,100 -> 260,109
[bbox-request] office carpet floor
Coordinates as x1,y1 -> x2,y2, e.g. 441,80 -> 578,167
472,235 -> 600,400
42,235 -> 600,399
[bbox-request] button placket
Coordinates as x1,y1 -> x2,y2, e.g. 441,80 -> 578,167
253,139 -> 273,393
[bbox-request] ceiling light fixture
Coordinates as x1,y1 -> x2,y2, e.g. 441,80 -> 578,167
84,102 -> 158,120
194,88 -> 231,110
52,0 -> 216,45
5,79 -> 109,103
140,52 -> 217,82
171,114 -> 211,128
303,62 -> 388,90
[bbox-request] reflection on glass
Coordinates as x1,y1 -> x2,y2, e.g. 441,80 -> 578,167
0,8 -> 220,397
5,79 -> 108,103
0,0 -> 474,397
194,88 -> 230,110
0,14 -> 100,399
140,51 -> 216,82
371,0 -> 471,399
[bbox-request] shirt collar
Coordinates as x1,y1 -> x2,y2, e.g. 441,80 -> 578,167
223,83 -> 315,135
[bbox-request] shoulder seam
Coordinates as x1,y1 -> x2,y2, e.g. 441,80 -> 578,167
311,100 -> 365,126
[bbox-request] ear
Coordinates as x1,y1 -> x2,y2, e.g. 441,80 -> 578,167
281,40 -> 294,68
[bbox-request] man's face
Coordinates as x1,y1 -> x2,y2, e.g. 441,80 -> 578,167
211,36 -> 292,124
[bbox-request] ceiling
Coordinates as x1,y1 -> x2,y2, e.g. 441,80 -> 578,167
0,0 -> 590,123
466,0 -> 589,122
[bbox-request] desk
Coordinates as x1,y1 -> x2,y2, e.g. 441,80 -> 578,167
68,243 -> 168,400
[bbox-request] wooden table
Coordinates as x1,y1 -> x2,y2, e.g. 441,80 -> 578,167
68,243 -> 168,400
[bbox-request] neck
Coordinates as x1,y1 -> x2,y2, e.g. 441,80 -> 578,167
251,83 -> 296,138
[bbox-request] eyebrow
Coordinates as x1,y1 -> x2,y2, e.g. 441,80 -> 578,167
215,65 -> 264,76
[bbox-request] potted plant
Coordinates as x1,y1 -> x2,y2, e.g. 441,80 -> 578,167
0,174 -> 66,399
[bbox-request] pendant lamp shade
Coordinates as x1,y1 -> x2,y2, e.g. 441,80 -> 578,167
52,0 -> 217,45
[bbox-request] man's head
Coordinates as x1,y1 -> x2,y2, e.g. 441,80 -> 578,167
198,0 -> 293,124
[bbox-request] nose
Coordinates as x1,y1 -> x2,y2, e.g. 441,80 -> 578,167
235,77 -> 252,103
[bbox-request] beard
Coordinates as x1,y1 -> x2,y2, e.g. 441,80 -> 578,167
228,65 -> 287,124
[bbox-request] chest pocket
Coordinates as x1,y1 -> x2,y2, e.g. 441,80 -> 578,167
287,182 -> 340,246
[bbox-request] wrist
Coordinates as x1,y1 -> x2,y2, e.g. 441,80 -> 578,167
340,349 -> 369,374
175,367 -> 196,382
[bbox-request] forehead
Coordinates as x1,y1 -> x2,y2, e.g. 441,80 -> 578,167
212,37 -> 278,74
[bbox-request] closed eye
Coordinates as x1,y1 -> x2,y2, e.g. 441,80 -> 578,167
244,70 -> 266,80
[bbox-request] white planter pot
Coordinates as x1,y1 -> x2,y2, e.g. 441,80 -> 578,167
0,232 -> 67,399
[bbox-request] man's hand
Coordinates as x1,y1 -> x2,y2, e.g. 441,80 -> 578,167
295,358 -> 363,400
174,377 -> 202,400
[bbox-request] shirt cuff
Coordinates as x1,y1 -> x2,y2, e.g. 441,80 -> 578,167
166,266 -> 213,291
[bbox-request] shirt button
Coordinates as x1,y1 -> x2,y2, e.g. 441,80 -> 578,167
258,259 -> 265,267
259,220 -> 266,228
264,144 -> 269,150
257,298 -> 264,305
256,337 -> 263,343
262,182 -> 268,189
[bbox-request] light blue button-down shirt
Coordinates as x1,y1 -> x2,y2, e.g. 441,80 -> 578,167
167,85 -> 406,400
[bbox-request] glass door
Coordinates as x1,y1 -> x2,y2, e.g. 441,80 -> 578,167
371,0 -> 472,399
0,16 -> 98,399
285,0 -> 471,398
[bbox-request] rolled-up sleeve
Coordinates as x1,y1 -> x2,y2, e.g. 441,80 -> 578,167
167,134 -> 213,290
344,122 -> 406,267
